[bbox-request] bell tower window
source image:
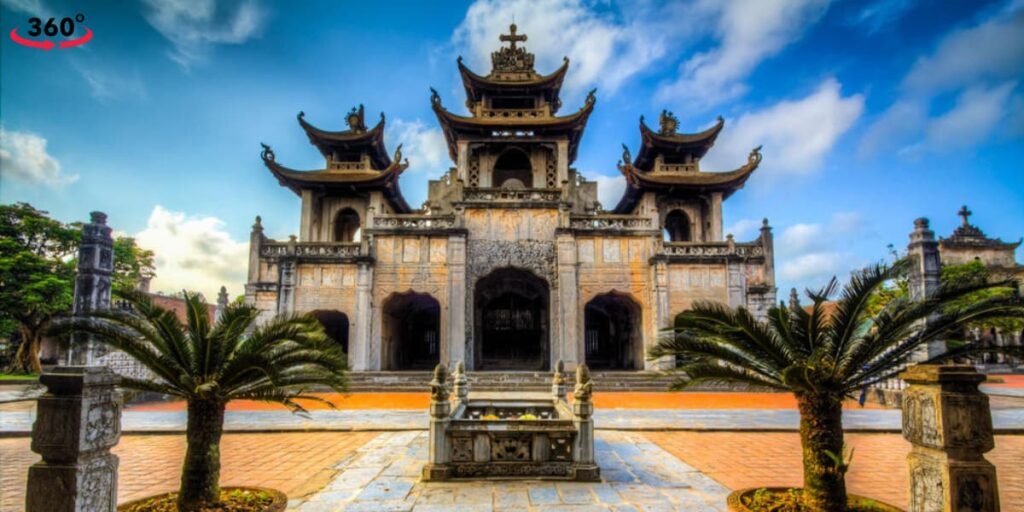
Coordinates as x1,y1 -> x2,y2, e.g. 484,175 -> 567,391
492,148 -> 533,188
664,210 -> 691,242
334,208 -> 361,242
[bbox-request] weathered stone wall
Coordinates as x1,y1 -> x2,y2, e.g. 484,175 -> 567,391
666,263 -> 730,316
293,263 -> 359,314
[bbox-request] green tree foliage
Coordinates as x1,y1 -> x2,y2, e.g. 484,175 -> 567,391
0,203 -> 159,372
51,290 -> 347,511
649,260 -> 1023,511
0,203 -> 78,373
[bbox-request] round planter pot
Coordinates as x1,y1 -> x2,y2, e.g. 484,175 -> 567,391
726,487 -> 904,512
117,486 -> 287,512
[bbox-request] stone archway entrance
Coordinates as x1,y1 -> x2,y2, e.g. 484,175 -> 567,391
382,292 -> 441,370
584,293 -> 642,370
310,310 -> 349,355
474,268 -> 549,371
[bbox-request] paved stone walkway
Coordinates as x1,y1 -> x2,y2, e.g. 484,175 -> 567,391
3,408 -> 1023,434
287,431 -> 731,512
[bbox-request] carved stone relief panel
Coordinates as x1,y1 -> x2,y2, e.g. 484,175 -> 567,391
430,238 -> 448,263
403,238 -> 421,263
577,240 -> 595,263
602,240 -> 621,263
377,237 -> 395,264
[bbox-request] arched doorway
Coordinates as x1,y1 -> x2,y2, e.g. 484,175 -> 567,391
310,310 -> 349,355
584,293 -> 642,370
382,292 -> 441,370
664,210 -> 691,242
475,268 -> 549,370
492,148 -> 533,188
334,208 -> 361,242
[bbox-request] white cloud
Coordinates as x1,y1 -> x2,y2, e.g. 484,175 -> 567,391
852,0 -> 914,34
902,8 -> 1024,94
926,81 -> 1017,148
724,218 -> 763,240
0,0 -> 50,17
656,0 -> 832,108
775,212 -> 866,290
703,78 -> 864,177
387,119 -> 447,174
452,0 -> 672,97
69,60 -> 147,103
857,100 -> 927,158
133,206 -> 248,300
0,127 -> 78,187
591,174 -> 626,210
141,0 -> 266,69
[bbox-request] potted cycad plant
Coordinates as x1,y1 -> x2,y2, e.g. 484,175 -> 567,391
649,260 -> 1022,512
52,290 -> 347,512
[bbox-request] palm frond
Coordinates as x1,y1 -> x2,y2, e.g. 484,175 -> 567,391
668,362 -> 791,392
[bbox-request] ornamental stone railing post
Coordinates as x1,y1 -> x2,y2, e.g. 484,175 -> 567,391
451,361 -> 469,404
572,364 -> 600,480
422,364 -> 451,480
552,360 -> 568,400
27,366 -> 122,512
901,365 -> 999,512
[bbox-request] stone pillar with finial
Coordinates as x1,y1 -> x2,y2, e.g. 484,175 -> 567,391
901,365 -> 1000,512
572,364 -> 600,481
247,215 -> 264,285
423,364 -> 452,480
552,360 -> 568,400
907,217 -> 944,359
452,361 -> 469,404
67,212 -> 114,365
215,286 -> 229,321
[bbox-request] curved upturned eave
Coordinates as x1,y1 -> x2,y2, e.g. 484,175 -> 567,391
457,56 -> 569,93
432,96 -> 595,162
261,157 -> 411,213
634,116 -> 725,170
611,159 -> 759,214
297,112 -> 392,168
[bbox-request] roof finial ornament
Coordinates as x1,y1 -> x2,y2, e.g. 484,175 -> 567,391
499,23 -> 527,50
346,104 -> 366,132
659,110 -> 679,136
748,145 -> 763,166
620,143 -> 632,166
958,205 -> 972,226
586,88 -> 597,105
259,143 -> 275,162
430,87 -> 441,105
394,143 -> 407,167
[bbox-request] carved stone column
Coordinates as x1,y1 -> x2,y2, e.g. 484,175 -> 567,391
350,261 -> 374,371
68,212 -> 114,365
572,365 -> 600,481
27,366 -> 122,512
447,234 -> 467,368
556,234 -> 579,368
422,364 -> 451,481
907,218 -> 944,359
901,365 -> 999,512
651,257 -> 672,370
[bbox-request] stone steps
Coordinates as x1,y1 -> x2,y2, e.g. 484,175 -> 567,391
343,370 -> 704,392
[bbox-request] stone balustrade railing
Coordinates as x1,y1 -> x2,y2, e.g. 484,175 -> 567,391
372,214 -> 458,230
568,215 -> 654,231
661,241 -> 765,259
461,188 -> 562,203
260,241 -> 362,260
479,108 -> 548,119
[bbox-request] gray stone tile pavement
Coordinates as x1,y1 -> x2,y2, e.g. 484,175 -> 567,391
286,431 -> 730,512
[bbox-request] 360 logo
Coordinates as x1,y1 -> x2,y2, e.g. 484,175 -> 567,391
10,14 -> 92,51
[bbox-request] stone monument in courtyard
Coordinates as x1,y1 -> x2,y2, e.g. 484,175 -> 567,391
246,24 -> 776,373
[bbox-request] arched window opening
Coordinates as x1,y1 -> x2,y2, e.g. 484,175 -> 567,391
310,310 -> 349,356
664,210 -> 691,242
334,208 -> 361,242
382,292 -> 441,370
492,148 -> 533,188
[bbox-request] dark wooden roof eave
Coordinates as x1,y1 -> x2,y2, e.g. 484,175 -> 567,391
261,153 -> 411,213
457,57 -> 569,103
610,157 -> 760,213
297,112 -> 392,169
634,116 -> 725,171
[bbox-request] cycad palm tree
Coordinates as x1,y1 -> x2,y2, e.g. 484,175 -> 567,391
649,260 -> 1022,511
52,290 -> 347,511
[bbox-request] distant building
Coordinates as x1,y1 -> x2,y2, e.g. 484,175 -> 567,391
246,25 -> 777,372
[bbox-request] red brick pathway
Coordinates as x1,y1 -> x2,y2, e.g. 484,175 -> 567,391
0,432 -> 375,512
645,432 -> 1024,510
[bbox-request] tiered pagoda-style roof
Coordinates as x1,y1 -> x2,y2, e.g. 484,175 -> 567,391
260,105 -> 411,213
613,110 -> 760,213
433,24 -> 595,164
940,206 -> 1022,250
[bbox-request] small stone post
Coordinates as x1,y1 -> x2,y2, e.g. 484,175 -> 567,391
452,361 -> 469,404
27,366 -> 122,512
572,364 -> 600,481
552,360 -> 568,400
215,285 -> 229,321
67,212 -> 114,365
901,365 -> 999,512
422,364 -> 451,480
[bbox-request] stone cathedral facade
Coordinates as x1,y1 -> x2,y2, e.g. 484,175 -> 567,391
246,26 -> 777,372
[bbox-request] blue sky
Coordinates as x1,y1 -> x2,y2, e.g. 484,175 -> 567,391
1,0 -> 1022,299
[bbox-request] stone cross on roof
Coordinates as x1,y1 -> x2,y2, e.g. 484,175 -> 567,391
958,205 -> 972,226
499,23 -> 527,50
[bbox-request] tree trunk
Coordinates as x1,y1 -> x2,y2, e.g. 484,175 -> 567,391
178,398 -> 226,511
796,393 -> 848,511
14,325 -> 43,374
